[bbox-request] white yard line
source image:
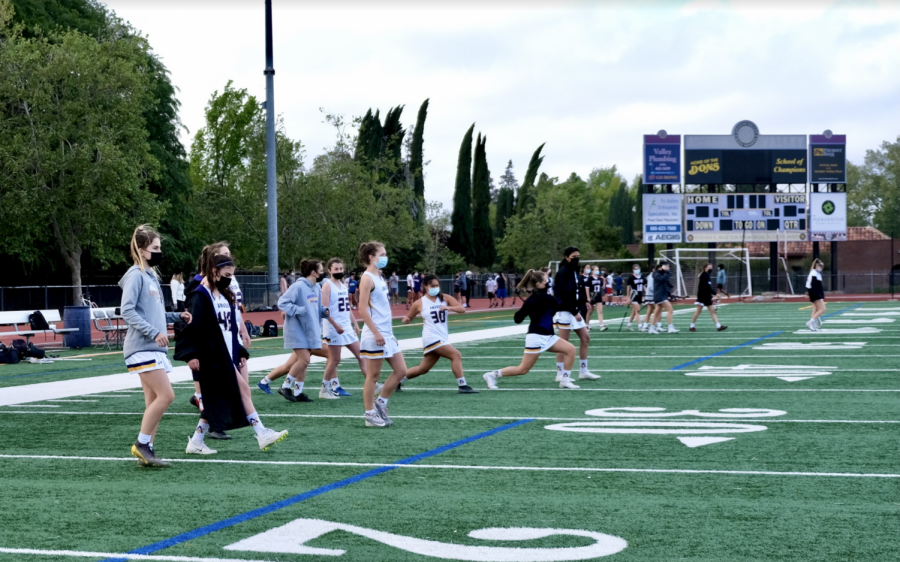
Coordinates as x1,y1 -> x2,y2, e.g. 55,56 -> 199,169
0,324 -> 530,406
0,455 -> 895,478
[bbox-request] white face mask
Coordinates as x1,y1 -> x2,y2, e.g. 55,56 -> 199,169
634,269 -> 641,276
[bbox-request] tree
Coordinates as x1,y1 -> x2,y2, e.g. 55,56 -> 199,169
409,99 -> 429,225
189,81 -> 268,265
471,133 -> 496,267
608,183 -> 634,245
847,136 -> 900,236
419,201 -> 466,274
632,175 -> 644,234
516,143 -> 545,216
0,18 -> 162,302
449,124 -> 476,264
495,186 -> 515,240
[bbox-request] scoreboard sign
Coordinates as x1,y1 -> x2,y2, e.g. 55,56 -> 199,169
684,193 -> 808,242
684,127 -> 808,185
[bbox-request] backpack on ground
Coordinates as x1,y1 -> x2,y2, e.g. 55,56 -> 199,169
29,311 -> 50,331
12,339 -> 45,360
244,320 -> 261,338
262,319 -> 278,338
0,343 -> 19,364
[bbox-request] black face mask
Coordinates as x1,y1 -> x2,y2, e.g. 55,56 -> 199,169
535,285 -> 549,294
215,276 -> 232,292
147,252 -> 163,267
569,257 -> 580,269
332,272 -> 345,280
315,274 -> 325,283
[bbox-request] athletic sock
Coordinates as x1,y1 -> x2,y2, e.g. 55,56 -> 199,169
457,377 -> 468,387
282,376 -> 294,390
190,421 -> 209,445
556,362 -> 564,373
580,360 -> 588,372
716,323 -> 722,328
138,432 -> 152,445
376,396 -> 388,407
656,322 -> 662,329
561,369 -> 572,380
246,412 -> 266,435
401,376 -> 409,383
331,378 -> 340,389
494,370 -> 503,378
366,408 -> 377,416
292,381 -> 304,396
690,323 -> 696,328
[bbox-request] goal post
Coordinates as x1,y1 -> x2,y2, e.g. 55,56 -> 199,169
658,248 -> 754,298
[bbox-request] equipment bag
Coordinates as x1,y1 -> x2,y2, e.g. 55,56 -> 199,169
27,342 -> 46,359
244,321 -> 261,338
29,311 -> 51,331
0,343 -> 19,364
262,319 -> 278,338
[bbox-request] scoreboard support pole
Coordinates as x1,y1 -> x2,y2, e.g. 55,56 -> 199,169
829,183 -> 839,292
768,183 -> 779,292
707,185 -> 717,264
665,184 -> 674,253
812,183 -> 820,262
646,183 -> 655,269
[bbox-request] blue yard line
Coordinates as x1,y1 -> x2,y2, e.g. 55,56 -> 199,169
101,418 -> 534,562
669,332 -> 783,371
821,303 -> 863,319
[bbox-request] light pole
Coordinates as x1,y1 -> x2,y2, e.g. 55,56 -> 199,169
264,0 -> 278,304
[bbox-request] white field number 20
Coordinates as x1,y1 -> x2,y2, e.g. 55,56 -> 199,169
225,518 -> 628,561
544,407 -> 786,448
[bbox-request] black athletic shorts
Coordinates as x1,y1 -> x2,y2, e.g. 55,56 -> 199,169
630,292 -> 644,305
716,283 -> 724,290
808,290 -> 824,303
695,297 -> 714,307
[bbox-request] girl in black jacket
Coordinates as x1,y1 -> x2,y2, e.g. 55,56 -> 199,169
483,270 -> 578,390
689,263 -> 727,332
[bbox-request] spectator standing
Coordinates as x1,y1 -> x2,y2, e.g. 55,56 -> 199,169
716,264 -> 730,298
389,272 -> 400,305
459,270 -> 469,308
486,275 -> 497,308
496,272 -> 508,307
347,273 -> 359,309
279,273 -> 289,296
170,273 -> 186,312
413,272 -> 423,303
406,272 -> 415,310
614,272 -> 624,305
454,272 -> 462,302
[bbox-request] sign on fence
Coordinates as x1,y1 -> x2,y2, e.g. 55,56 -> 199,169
809,192 -> 847,241
643,193 -> 683,243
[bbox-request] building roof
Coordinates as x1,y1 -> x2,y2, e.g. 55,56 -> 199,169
745,226 -> 890,257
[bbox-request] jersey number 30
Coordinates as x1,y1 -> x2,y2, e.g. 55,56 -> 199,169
430,310 -> 447,324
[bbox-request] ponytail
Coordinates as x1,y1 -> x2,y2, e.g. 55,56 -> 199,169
358,241 -> 384,267
517,269 -> 545,295
130,224 -> 160,277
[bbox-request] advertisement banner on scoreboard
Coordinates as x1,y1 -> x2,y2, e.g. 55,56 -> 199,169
683,193 -> 808,243
684,149 -> 808,185
643,193 -> 683,243
643,135 -> 681,184
809,134 -> 846,183
809,192 -> 847,241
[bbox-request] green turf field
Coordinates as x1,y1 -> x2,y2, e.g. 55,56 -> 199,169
0,302 -> 897,561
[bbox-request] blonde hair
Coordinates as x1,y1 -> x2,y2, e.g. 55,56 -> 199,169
130,225 -> 160,276
171,273 -> 184,283
812,259 -> 824,271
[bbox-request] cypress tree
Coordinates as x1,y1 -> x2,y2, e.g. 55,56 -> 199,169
354,109 -> 373,162
633,176 -> 644,234
410,99 -> 429,224
449,124 -> 476,264
471,133 -> 496,267
381,105 -> 405,185
495,187 -> 514,239
516,143 -> 545,216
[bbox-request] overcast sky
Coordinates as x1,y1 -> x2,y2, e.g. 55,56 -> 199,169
104,0 -> 900,208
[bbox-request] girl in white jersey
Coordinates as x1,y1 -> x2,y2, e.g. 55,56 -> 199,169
398,275 -> 477,393
357,241 -> 407,428
319,257 -> 367,398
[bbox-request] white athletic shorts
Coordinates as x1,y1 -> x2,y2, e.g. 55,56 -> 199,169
525,334 -> 560,354
322,331 -> 359,347
126,351 -> 172,374
422,338 -> 449,355
360,334 -> 400,359
553,311 -> 586,331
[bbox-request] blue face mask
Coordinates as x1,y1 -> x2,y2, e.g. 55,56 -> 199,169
376,256 -> 389,269
428,287 -> 440,297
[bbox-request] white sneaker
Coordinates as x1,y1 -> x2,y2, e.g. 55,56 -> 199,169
559,378 -> 580,389
256,428 -> 288,451
625,324 -> 634,332
639,324 -> 648,332
375,382 -> 384,394
578,371 -> 600,380
806,320 -> 819,332
318,387 -> 339,400
649,325 -> 659,335
667,325 -> 679,334
555,372 -> 563,382
365,410 -> 387,427
483,371 -> 499,390
599,324 -> 608,332
815,318 -> 822,328
185,439 -> 216,455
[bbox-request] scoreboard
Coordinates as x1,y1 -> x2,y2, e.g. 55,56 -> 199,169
684,193 -> 808,242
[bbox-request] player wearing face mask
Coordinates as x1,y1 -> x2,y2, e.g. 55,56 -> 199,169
398,275 -> 477,393
553,247 -> 600,381
690,263 -> 727,332
624,264 -> 647,331
805,259 -> 826,331
588,267 -> 608,331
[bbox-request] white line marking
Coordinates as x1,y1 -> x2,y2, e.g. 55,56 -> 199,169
0,414 -> 894,423
842,312 -> 900,316
1,404 -> 60,408
0,455 -> 894,478
0,547 -> 278,562
825,318 -> 895,324
46,400 -> 98,403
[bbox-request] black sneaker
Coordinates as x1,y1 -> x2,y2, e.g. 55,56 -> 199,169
131,441 -> 171,468
395,382 -> 403,393
189,395 -> 200,409
717,325 -> 728,332
458,385 -> 479,394
208,430 -> 232,440
295,392 -> 313,403
278,387 -> 293,400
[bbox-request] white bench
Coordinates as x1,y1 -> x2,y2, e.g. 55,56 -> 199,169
0,309 -> 80,346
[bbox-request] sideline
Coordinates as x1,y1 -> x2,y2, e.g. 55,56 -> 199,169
0,323 -> 528,406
